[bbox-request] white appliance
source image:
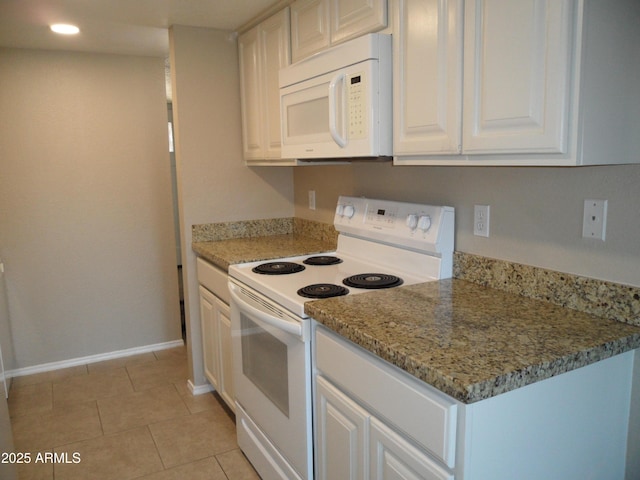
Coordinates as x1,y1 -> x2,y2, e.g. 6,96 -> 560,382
0,259 -> 14,398
279,34 -> 392,160
228,196 -> 454,480
0,258 -> 17,480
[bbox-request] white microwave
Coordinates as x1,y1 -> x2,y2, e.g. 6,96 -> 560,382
279,34 -> 392,160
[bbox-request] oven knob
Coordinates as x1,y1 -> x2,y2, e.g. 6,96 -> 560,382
406,214 -> 418,230
343,205 -> 355,218
418,215 -> 432,232
336,204 -> 344,217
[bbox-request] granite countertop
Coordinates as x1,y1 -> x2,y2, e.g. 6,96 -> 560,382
192,234 -> 336,271
192,224 -> 640,405
305,278 -> 640,404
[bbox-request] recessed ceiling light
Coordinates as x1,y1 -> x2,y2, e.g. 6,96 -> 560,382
50,24 -> 80,35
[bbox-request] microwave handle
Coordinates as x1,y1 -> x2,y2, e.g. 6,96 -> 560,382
229,282 -> 303,338
329,73 -> 347,148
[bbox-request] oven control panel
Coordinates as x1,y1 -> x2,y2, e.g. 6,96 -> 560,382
334,196 -> 454,254
365,204 -> 399,227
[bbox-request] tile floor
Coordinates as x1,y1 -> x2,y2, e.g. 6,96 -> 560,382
7,345 -> 260,480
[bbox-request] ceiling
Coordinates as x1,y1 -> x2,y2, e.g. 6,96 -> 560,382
0,0 -> 279,57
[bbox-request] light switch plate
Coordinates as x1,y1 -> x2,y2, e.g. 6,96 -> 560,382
582,199 -> 607,240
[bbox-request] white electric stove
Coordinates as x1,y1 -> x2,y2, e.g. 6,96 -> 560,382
228,196 -> 454,480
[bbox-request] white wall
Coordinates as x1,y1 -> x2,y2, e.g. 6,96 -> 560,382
169,25 -> 293,387
0,48 -> 182,368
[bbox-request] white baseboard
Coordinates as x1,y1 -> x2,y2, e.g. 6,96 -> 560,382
7,339 -> 185,378
188,378 -> 214,396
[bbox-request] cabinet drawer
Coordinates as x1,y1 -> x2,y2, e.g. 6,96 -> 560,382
196,258 -> 229,304
315,326 -> 457,467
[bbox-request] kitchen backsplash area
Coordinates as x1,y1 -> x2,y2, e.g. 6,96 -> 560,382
192,217 -> 293,242
454,252 -> 640,328
194,218 -> 640,327
192,217 -> 338,245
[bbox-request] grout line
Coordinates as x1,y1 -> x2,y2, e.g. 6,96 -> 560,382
212,453 -> 231,480
146,424 -> 169,472
94,395 -> 106,438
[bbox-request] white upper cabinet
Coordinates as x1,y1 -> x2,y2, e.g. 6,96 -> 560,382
331,0 -> 388,44
291,0 -> 387,62
239,8 -> 291,164
291,0 -> 331,62
393,0 -> 640,166
393,0 -> 463,155
462,0 -> 573,155
238,27 -> 262,160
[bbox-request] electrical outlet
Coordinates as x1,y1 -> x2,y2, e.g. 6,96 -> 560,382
308,190 -> 316,210
582,199 -> 607,240
474,205 -> 490,237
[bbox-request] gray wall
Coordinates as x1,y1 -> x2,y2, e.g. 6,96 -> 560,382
169,25 -> 294,387
294,163 -> 640,287
0,48 -> 182,369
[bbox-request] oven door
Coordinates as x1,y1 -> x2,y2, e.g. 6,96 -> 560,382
228,278 -> 312,480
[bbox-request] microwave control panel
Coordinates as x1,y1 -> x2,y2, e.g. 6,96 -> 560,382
347,73 -> 367,139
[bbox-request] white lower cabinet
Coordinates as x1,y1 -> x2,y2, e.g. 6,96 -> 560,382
314,325 -> 457,479
313,323 -> 636,480
199,286 -> 220,390
315,375 -> 368,480
316,374 -> 453,480
197,258 -> 235,412
216,305 -> 234,408
370,418 -> 453,480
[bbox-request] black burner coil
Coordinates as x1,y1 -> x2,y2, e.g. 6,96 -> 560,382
303,256 -> 343,266
297,284 -> 349,299
252,262 -> 305,275
343,273 -> 403,289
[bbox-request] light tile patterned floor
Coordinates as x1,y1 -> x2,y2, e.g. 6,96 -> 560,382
7,345 -> 260,480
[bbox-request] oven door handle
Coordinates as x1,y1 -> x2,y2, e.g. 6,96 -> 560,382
229,283 -> 303,338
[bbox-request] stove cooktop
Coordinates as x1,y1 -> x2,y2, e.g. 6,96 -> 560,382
229,252 -> 431,318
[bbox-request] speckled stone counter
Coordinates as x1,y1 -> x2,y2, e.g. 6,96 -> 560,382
454,252 -> 640,327
193,235 -> 336,271
305,278 -> 640,404
191,218 -> 338,271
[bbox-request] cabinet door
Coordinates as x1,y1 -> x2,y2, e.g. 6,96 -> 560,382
259,8 -> 291,161
291,0 -> 331,62
331,0 -> 387,45
199,286 -> 220,389
216,301 -> 235,412
238,27 -> 264,160
370,418 -> 453,480
316,376 -> 369,480
462,0 -> 574,154
393,0 -> 463,155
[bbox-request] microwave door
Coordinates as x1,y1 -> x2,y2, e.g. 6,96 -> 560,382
280,72 -> 337,157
